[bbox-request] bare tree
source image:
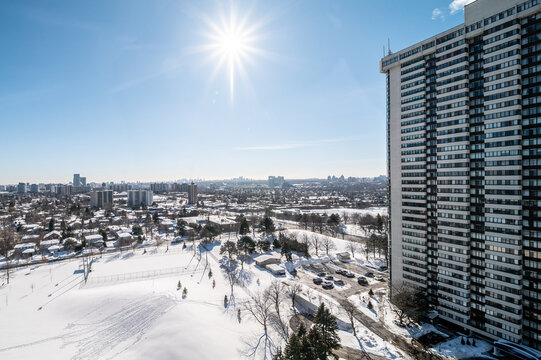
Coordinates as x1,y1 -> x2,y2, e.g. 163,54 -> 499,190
342,211 -> 349,225
309,234 -> 321,257
223,261 -> 240,298
347,241 -> 359,259
265,280 -> 284,317
342,300 -> 358,337
390,284 -> 426,325
0,217 -> 15,284
300,233 -> 311,256
363,243 -> 370,261
244,292 -> 275,359
286,282 -> 302,312
322,236 -> 336,256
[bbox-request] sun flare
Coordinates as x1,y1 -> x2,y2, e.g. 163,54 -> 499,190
198,6 -> 264,103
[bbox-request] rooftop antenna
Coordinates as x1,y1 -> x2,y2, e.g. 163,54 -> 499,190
383,45 -> 386,58
388,38 -> 392,55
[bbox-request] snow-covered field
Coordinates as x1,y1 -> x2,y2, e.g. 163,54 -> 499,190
282,229 -> 387,269
0,234 -> 394,360
291,207 -> 387,217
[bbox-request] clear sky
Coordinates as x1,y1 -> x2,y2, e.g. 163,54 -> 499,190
0,0 -> 473,184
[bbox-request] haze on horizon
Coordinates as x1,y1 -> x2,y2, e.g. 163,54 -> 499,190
0,0 -> 470,184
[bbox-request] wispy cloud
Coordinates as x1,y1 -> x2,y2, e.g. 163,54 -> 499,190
432,8 -> 444,21
109,60 -> 182,94
235,136 -> 359,151
449,0 -> 476,14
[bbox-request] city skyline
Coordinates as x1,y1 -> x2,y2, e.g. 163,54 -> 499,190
1,0 -> 472,183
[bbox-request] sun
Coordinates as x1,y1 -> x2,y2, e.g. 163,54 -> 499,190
197,5 -> 265,103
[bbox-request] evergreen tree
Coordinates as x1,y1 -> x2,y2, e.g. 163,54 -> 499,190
284,333 -> 304,360
48,218 -> 55,232
239,216 -> 250,235
312,303 -> 340,358
367,301 -> 373,310
259,216 -> 276,235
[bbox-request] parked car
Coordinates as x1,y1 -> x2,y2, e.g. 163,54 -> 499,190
345,272 -> 355,278
365,272 -> 374,278
336,269 -> 346,275
357,276 -> 368,285
317,272 -> 326,277
325,275 -> 334,281
334,279 -> 345,286
379,265 -> 388,271
375,275 -> 384,281
313,277 -> 323,285
322,281 -> 334,290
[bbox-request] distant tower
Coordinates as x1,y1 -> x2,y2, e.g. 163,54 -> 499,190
73,174 -> 81,187
188,182 -> 198,205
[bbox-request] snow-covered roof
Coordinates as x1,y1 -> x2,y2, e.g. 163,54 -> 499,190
41,239 -> 60,246
44,230 -> 62,239
14,243 -> 35,250
85,234 -> 103,242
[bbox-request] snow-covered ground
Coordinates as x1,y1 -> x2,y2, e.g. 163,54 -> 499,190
433,336 -> 493,359
288,207 -> 387,217
282,229 -> 387,269
0,235 -> 395,360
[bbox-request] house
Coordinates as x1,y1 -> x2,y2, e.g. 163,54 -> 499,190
336,252 -> 351,262
266,263 -> 286,275
116,232 -> 133,247
85,234 -> 104,247
44,231 -> 62,240
255,254 -> 281,267
13,242 -> 36,257
40,239 -> 60,252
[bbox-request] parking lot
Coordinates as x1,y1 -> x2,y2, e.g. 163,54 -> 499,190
298,260 -> 388,298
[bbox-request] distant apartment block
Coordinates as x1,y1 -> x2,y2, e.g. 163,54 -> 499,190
381,0 -> 541,349
90,190 -> 113,210
188,182 -> 198,205
73,174 -> 80,187
268,176 -> 285,188
127,189 -> 153,208
54,185 -> 72,197
151,183 -> 170,193
111,183 -> 130,192
17,182 -> 27,194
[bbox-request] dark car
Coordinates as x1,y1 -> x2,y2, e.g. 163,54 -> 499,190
345,272 -> 355,278
317,272 -> 326,277
325,275 -> 334,281
357,276 -> 368,285
334,279 -> 345,286
322,281 -> 334,290
365,272 -> 374,278
313,277 -> 323,285
336,269 -> 346,275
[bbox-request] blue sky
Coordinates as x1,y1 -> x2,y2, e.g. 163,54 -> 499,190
0,0 -> 471,184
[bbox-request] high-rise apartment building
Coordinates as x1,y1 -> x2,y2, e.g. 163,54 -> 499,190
381,0 -> 541,349
127,189 -> 153,208
188,182 -> 198,205
90,190 -> 113,210
17,182 -> 27,194
73,174 -> 81,187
